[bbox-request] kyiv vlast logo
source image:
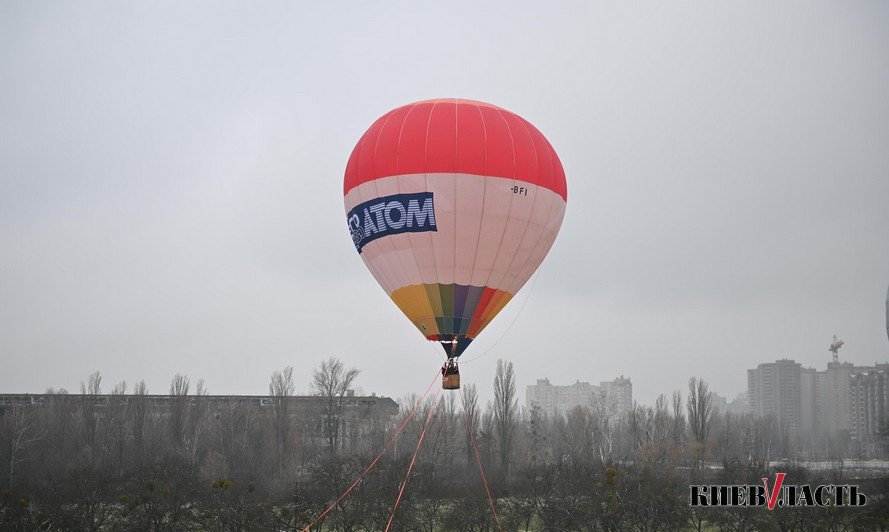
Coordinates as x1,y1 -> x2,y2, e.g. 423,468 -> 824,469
347,192 -> 437,253
690,472 -> 867,510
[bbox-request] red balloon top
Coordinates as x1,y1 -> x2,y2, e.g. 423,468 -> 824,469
343,98 -> 567,201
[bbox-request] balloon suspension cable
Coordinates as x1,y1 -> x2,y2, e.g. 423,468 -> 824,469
385,386 -> 443,531
462,268 -> 542,364
462,391 -> 503,532
302,369 -> 440,532
428,339 -> 447,362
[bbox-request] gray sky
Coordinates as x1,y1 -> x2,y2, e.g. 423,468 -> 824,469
2,1 -> 888,407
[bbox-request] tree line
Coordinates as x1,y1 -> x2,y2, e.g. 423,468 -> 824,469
2,358 -> 889,530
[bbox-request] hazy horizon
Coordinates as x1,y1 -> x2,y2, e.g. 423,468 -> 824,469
2,1 -> 888,408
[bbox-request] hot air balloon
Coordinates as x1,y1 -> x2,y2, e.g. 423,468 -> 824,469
343,99 -> 567,388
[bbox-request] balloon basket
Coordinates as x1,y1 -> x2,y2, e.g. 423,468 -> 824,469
442,373 -> 460,390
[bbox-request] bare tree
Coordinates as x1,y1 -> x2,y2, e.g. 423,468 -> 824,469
82,371 -> 102,396
435,392 -> 459,470
2,406 -> 44,488
45,388 -> 72,470
716,411 -> 739,465
627,395 -> 671,464
687,377 -> 714,474
210,399 -> 263,478
169,373 -> 190,450
526,403 -> 549,466
131,380 -> 148,469
311,357 -> 360,453
461,383 -> 479,478
79,371 -> 102,465
589,388 -> 618,464
671,390 -> 685,447
270,366 -> 295,474
493,359 -> 518,481
653,393 -> 671,447
107,381 -> 128,474
170,374 -> 190,396
184,379 -> 208,465
479,406 -> 496,476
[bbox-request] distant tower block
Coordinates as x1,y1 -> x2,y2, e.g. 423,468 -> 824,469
829,334 -> 845,363
885,285 -> 888,343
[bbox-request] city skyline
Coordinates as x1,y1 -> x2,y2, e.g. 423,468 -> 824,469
1,327 -> 883,407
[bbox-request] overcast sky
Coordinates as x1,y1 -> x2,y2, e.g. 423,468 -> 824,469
2,1 -> 888,407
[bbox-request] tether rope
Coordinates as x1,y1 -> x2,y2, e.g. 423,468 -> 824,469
302,370 -> 440,531
384,386 -> 443,531
462,268 -> 542,364
463,392 -> 503,532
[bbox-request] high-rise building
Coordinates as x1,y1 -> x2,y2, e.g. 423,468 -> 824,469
850,364 -> 889,456
711,392 -> 748,416
799,367 -> 822,436
747,359 -> 802,432
823,361 -> 856,435
749,352 -> 887,458
601,375 -> 633,417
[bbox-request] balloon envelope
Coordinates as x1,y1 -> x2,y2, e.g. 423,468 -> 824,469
343,99 -> 567,357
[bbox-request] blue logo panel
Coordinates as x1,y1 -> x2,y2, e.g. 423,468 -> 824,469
347,192 -> 437,253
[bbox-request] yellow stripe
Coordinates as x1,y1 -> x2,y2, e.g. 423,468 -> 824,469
391,285 -> 439,337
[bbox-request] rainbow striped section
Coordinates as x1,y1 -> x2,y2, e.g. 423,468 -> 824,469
390,284 -> 513,341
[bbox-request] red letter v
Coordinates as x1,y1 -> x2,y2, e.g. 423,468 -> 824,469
762,473 -> 786,510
